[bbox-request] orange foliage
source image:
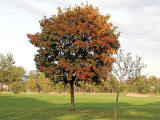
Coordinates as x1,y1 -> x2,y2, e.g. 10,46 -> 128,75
28,3 -> 120,84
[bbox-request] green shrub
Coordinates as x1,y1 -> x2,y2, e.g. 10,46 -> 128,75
10,82 -> 23,94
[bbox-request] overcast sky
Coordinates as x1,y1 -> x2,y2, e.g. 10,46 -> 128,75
0,0 -> 159,77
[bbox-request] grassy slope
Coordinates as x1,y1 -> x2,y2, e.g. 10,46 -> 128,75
0,93 -> 160,120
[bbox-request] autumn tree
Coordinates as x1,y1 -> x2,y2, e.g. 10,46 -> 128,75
112,49 -> 146,118
28,4 -> 120,111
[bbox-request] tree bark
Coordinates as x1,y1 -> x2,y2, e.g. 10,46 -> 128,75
0,83 -> 2,92
114,91 -> 119,119
7,84 -> 10,92
70,82 -> 75,111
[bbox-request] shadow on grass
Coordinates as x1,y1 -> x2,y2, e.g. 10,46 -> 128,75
0,95 -> 160,120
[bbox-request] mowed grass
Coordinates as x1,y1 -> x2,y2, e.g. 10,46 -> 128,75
0,93 -> 160,120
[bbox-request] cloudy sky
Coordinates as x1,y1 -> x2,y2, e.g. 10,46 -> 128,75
0,0 -> 159,77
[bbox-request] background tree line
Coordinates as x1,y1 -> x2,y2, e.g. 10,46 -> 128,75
23,72 -> 160,94
0,52 -> 159,94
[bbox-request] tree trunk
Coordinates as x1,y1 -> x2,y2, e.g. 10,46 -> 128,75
70,82 -> 75,111
114,91 -> 119,119
7,84 -> 10,92
0,83 -> 2,92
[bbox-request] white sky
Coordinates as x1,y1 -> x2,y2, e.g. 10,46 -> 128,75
0,0 -> 160,77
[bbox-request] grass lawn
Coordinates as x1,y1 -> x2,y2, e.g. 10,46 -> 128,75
0,93 -> 160,120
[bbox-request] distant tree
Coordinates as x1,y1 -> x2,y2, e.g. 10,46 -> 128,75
37,73 -> 53,92
25,70 -> 40,92
107,74 -> 119,93
146,75 -> 160,94
54,82 -> 65,93
25,71 -> 54,93
145,75 -> 160,94
112,49 -> 146,118
10,81 -> 24,94
7,66 -> 25,83
7,66 -> 25,93
136,76 -> 151,93
28,4 -> 120,111
0,53 -> 15,91
126,76 -> 160,94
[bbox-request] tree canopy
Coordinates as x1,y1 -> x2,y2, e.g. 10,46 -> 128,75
28,4 -> 120,85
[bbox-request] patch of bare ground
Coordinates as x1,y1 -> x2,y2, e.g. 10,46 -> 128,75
126,93 -> 160,97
